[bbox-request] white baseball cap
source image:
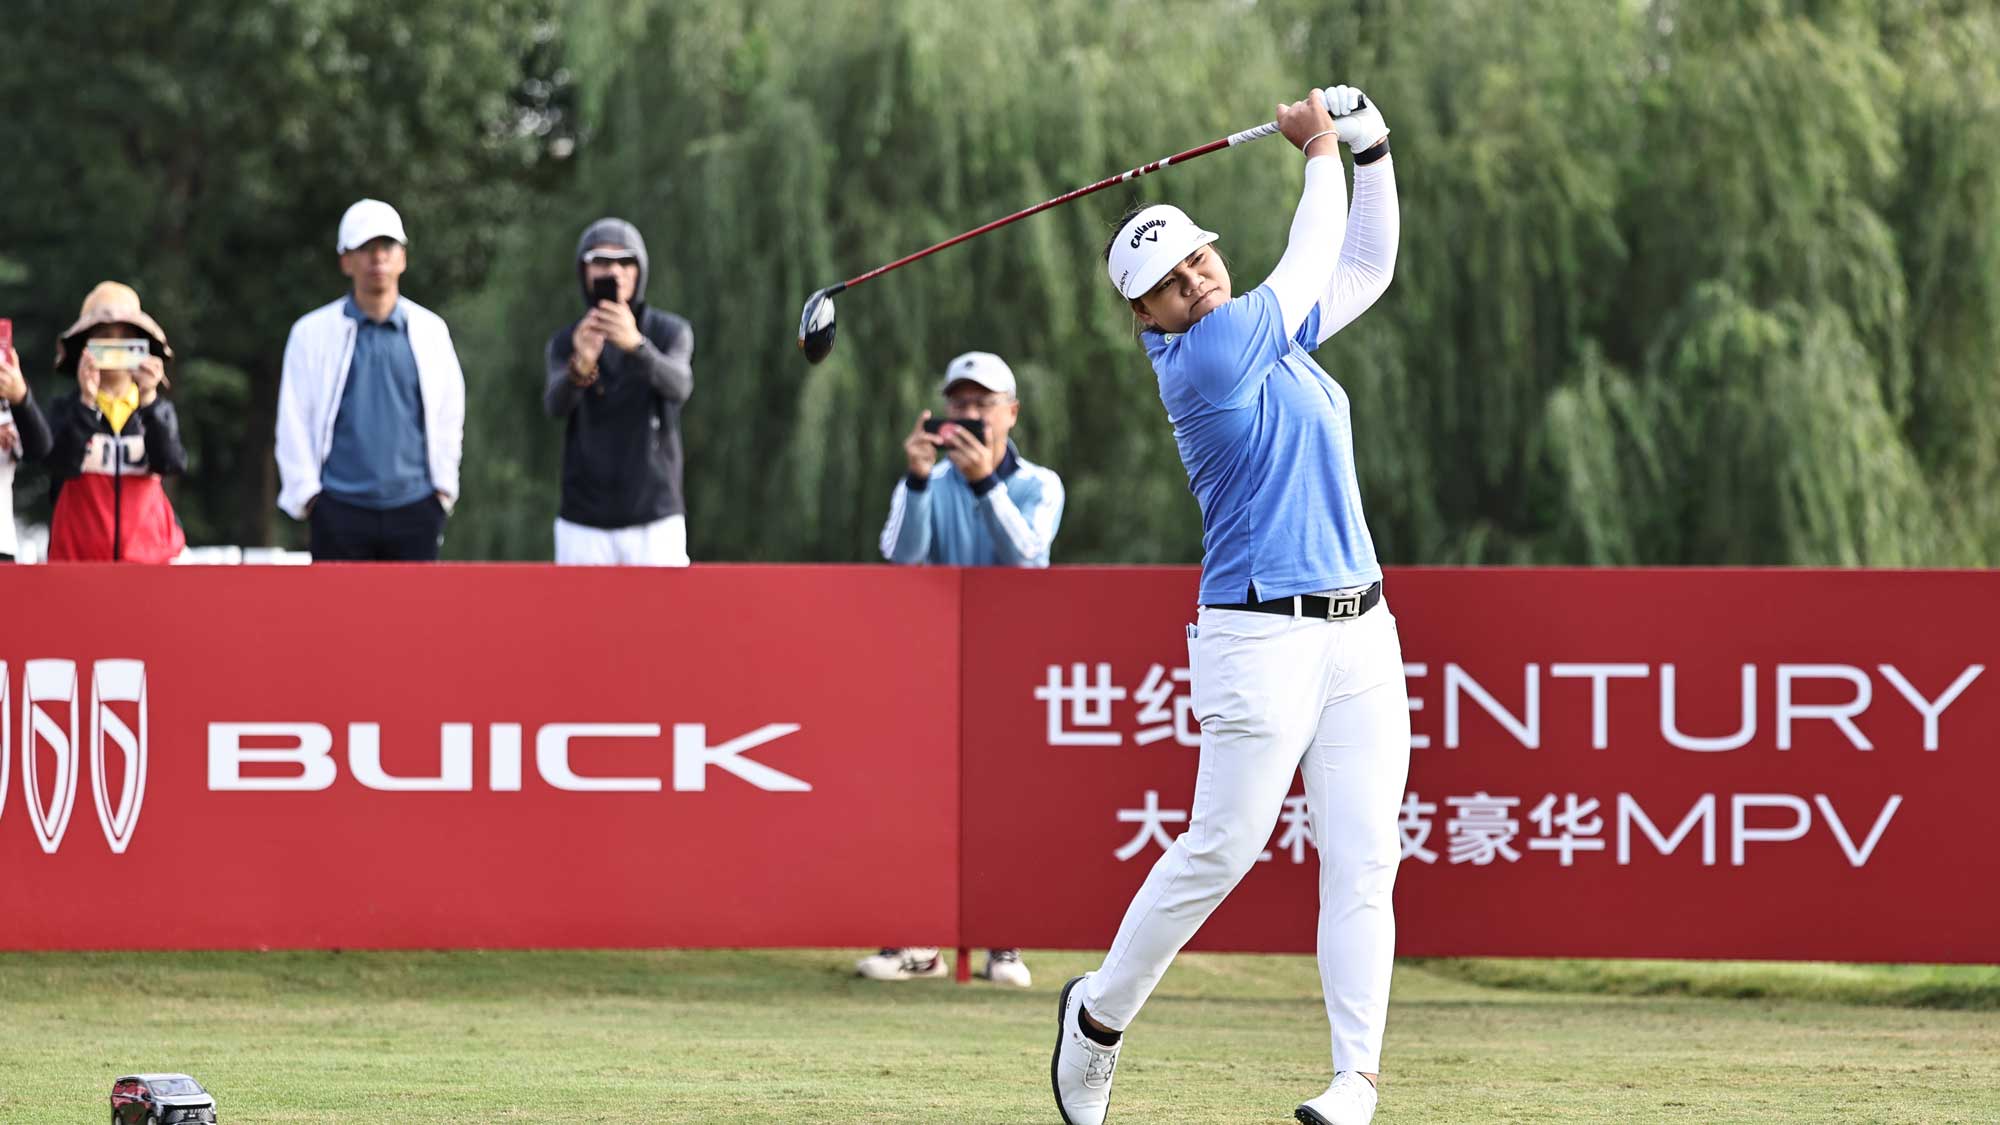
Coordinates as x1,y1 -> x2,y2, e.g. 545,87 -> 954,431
937,351 -> 1017,397
336,198 -> 409,254
1107,203 -> 1218,300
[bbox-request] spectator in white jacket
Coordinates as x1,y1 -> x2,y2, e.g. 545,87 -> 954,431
276,198 -> 466,560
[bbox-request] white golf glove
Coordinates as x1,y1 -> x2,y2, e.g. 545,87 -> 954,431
1324,85 -> 1389,153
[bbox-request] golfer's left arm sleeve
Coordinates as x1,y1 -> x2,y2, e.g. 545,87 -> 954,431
978,474 -> 1063,568
634,320 -> 694,403
1262,155 -> 1350,337
1315,156 -> 1399,346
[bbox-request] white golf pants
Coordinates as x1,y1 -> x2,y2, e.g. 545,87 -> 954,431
554,514 -> 689,567
1084,599 -> 1411,1074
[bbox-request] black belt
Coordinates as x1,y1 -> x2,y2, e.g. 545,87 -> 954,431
1209,581 -> 1382,621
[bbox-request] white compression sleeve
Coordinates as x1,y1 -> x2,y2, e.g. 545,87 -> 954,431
1315,156 -> 1399,346
1262,155 -> 1350,337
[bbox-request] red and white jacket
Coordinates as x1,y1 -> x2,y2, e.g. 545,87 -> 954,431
44,391 -> 187,563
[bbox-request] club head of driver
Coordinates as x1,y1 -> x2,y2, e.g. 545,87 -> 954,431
798,288 -> 837,364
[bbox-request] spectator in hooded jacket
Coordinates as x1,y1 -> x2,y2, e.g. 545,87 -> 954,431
543,217 -> 694,566
42,282 -> 187,563
276,198 -> 466,561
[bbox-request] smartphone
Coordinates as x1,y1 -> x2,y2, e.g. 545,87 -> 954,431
0,318 -> 12,355
590,276 -> 620,305
923,416 -> 987,444
86,338 -> 150,371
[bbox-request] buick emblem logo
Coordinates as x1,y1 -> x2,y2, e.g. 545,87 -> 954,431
0,659 -> 148,854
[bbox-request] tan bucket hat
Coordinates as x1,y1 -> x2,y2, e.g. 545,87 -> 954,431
55,281 -> 174,371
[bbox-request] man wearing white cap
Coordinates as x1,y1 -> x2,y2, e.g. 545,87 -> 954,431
276,198 -> 466,560
861,350 -> 1064,988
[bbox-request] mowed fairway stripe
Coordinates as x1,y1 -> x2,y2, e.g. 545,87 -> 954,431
1,951 -> 1995,1123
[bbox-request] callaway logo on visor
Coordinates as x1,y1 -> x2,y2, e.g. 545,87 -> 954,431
1106,204 -> 1219,300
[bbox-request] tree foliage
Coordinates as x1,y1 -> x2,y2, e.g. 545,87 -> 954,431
450,0 -> 2000,566
6,0 -> 1997,567
0,0 -> 570,546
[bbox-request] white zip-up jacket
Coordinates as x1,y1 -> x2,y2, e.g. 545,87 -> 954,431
276,296 -> 466,519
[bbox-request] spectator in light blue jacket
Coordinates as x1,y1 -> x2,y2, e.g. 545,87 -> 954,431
878,351 -> 1063,568
860,350 -> 1063,990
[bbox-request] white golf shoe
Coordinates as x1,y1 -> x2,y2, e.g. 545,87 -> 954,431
978,948 -> 1033,988
1051,974 -> 1121,1125
1296,1071 -> 1378,1125
853,947 -> 948,981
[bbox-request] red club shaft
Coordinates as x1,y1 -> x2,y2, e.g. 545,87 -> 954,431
834,133 -> 1245,292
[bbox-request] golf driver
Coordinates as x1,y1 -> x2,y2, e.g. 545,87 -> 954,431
797,90 -> 1368,363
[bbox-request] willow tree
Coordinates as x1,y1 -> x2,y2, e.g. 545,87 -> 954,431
450,0 -> 1301,560
1277,0 -> 2000,565
448,0 -> 2000,568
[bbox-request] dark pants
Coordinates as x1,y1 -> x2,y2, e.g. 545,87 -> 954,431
309,494 -> 446,561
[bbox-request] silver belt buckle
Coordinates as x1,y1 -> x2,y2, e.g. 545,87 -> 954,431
1325,589 -> 1365,620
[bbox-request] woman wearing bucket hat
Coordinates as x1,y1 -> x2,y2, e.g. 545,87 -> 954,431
42,281 -> 188,562
1052,87 -> 1403,1125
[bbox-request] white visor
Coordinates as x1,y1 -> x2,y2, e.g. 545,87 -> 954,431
1107,203 -> 1218,300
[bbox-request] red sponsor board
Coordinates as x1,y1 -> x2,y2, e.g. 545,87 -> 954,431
3,565 -> 1993,963
0,565 -> 961,950
961,568 -> 1996,963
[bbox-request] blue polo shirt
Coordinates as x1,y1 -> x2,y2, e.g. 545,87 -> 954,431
321,297 -> 434,510
1148,283 -> 1381,605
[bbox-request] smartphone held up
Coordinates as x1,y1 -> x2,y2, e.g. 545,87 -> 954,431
85,338 -> 151,371
923,416 -> 988,445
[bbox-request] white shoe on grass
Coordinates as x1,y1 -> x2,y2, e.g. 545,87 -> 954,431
978,948 -> 1032,988
853,947 -> 947,981
1296,1070 -> 1378,1125
1051,974 -> 1120,1125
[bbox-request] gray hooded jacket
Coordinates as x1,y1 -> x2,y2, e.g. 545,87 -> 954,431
544,217 -> 695,528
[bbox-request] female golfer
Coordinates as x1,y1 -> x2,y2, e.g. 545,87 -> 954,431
1052,86 -> 1404,1125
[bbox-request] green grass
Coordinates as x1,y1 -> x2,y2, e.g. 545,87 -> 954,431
2,951 -> 1996,1123
1419,957 -> 2000,1010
